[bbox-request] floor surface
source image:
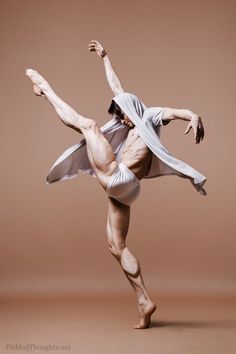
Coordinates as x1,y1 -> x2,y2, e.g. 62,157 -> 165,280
0,294 -> 236,354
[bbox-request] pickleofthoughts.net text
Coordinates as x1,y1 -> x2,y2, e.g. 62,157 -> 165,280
5,343 -> 71,351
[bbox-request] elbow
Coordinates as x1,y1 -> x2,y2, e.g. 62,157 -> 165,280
113,86 -> 124,96
162,108 -> 176,120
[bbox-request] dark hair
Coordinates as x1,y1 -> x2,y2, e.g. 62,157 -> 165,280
108,100 -> 125,119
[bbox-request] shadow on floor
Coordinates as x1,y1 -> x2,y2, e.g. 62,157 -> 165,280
151,319 -> 236,329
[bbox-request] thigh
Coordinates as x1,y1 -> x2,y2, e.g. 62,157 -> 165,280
106,197 -> 130,248
83,122 -> 119,189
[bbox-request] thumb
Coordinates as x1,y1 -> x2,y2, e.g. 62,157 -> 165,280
184,123 -> 191,134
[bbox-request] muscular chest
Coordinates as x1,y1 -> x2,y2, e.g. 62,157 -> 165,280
123,127 -> 148,154
124,127 -> 141,146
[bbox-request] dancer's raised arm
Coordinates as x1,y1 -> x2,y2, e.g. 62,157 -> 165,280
88,40 -> 124,96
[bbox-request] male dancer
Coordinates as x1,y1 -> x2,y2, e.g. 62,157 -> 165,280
26,40 -> 206,329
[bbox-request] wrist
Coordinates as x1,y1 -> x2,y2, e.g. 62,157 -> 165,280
185,110 -> 198,121
101,49 -> 107,58
190,113 -> 199,122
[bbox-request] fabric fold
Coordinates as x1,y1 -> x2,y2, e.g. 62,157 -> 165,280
46,92 -> 207,196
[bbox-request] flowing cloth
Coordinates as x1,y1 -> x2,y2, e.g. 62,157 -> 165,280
46,92 -> 207,195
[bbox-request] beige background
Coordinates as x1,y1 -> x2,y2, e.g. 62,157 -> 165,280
0,0 -> 235,297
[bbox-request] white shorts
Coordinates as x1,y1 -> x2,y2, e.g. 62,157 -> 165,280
106,162 -> 141,206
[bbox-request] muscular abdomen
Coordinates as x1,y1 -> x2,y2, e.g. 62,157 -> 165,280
120,128 -> 153,180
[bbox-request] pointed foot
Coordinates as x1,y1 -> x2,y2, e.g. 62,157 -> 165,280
133,301 -> 157,329
26,68 -> 50,97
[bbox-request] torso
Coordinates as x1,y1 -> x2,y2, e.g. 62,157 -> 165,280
120,126 -> 152,180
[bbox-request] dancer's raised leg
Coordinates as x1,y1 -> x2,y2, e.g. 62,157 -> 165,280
26,69 -> 87,134
107,196 -> 157,329
26,69 -> 118,189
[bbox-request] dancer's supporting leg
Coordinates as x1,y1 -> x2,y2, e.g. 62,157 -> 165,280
26,69 -> 118,190
107,196 -> 156,329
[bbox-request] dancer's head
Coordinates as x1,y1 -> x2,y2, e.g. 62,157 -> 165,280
108,99 -> 135,128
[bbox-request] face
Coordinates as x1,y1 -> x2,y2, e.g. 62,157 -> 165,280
120,114 -> 135,129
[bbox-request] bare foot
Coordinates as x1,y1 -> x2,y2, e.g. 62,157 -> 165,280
26,69 -> 51,97
134,301 -> 156,329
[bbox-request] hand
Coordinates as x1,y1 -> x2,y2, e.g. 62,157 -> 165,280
184,115 -> 205,144
88,39 -> 106,58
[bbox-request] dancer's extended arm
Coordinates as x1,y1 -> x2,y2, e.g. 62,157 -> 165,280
162,108 -> 205,144
88,40 -> 124,96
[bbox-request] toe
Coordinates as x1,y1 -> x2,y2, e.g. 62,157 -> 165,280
134,321 -> 149,329
134,324 -> 141,329
26,69 -> 33,77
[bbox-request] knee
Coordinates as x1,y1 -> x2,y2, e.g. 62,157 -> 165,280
84,118 -> 97,130
109,243 -> 140,277
108,241 -> 125,258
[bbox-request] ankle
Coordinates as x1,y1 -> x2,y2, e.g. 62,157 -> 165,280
138,296 -> 151,306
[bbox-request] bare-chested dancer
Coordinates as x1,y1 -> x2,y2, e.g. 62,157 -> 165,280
26,40 -> 205,329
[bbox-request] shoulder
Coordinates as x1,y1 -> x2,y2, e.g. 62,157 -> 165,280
143,107 -> 166,126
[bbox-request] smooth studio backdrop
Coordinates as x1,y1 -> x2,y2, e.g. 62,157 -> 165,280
0,0 -> 235,297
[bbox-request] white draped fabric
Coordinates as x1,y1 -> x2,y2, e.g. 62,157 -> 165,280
46,92 -> 207,196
